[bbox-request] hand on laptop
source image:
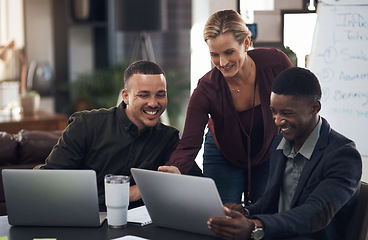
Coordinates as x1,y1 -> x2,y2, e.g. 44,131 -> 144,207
224,203 -> 249,217
207,206 -> 254,240
130,185 -> 142,202
157,166 -> 181,174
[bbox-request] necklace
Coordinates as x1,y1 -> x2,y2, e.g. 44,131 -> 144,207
231,58 -> 253,93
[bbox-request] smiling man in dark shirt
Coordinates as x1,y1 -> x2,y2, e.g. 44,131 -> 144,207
42,60 -> 201,208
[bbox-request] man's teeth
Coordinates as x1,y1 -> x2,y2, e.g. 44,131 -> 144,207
281,127 -> 289,132
145,110 -> 158,116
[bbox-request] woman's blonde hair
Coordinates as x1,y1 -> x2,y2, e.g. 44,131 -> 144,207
203,9 -> 252,44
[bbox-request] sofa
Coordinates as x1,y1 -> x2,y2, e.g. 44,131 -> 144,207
0,129 -> 62,216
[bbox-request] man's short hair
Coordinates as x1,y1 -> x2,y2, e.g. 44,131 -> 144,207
272,67 -> 322,102
124,60 -> 166,88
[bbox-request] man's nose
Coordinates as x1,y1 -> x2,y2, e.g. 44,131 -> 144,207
273,114 -> 285,126
147,96 -> 159,107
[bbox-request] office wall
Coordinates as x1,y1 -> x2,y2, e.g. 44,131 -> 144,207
1,0 -> 24,47
23,0 -> 55,112
254,0 -> 303,44
24,0 -> 53,67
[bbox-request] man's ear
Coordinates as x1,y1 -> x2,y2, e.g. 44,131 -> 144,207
312,100 -> 321,114
122,89 -> 129,105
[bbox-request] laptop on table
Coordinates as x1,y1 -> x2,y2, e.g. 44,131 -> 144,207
2,169 -> 106,227
131,168 -> 225,237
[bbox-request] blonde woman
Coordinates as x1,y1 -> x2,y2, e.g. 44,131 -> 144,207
163,10 -> 292,205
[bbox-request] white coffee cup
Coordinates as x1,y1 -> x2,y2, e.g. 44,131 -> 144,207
104,174 -> 130,228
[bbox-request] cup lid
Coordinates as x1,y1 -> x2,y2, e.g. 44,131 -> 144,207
104,174 -> 130,184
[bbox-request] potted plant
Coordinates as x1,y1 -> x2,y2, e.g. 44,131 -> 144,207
71,62 -> 127,111
20,90 -> 40,115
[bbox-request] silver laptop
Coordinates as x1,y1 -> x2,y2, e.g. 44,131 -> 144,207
2,169 -> 106,227
131,168 -> 225,237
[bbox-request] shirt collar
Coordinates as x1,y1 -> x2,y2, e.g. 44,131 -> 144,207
117,102 -> 156,135
118,102 -> 138,133
277,116 -> 322,160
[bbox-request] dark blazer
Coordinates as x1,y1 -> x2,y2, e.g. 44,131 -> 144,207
247,117 -> 362,240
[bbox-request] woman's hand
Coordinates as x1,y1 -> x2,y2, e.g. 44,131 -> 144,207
157,166 -> 181,174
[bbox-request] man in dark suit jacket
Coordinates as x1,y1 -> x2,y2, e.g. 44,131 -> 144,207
207,67 -> 362,240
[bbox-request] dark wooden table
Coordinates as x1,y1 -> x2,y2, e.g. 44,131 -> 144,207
0,216 -> 218,240
0,110 -> 68,133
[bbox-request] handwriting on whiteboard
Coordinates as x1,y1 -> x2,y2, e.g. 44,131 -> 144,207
308,3 -> 368,155
336,12 -> 368,41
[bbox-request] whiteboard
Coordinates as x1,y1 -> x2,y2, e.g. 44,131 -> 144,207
307,1 -> 368,155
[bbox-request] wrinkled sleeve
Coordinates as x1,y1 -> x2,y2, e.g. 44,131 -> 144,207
165,85 -> 211,174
